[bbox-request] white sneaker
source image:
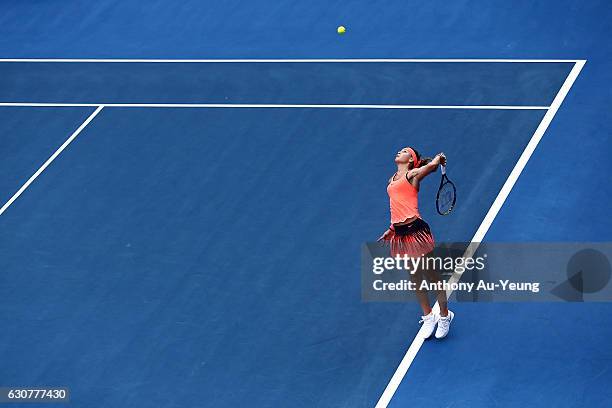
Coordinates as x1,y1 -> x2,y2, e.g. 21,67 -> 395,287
419,312 -> 439,339
435,310 -> 454,339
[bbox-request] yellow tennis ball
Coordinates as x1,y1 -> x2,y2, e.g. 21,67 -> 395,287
337,25 -> 346,34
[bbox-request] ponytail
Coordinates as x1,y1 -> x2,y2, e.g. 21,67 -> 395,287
418,157 -> 432,167
411,148 -> 432,168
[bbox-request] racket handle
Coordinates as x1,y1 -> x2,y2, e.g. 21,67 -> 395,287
441,165 -> 446,175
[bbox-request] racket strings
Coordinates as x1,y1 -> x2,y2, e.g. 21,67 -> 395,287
437,182 -> 456,215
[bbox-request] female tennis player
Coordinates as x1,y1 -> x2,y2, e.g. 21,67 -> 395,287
378,147 -> 454,339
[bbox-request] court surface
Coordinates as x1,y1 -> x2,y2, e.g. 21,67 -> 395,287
0,59 -> 606,408
1,2 -> 612,408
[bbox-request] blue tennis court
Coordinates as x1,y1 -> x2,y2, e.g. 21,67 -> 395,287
1,2 -> 611,408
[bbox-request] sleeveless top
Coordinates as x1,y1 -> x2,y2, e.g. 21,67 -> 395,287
387,173 -> 420,224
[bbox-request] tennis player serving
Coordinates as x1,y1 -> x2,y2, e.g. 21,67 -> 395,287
378,147 -> 454,339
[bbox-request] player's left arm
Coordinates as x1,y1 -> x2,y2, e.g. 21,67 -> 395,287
411,153 -> 446,181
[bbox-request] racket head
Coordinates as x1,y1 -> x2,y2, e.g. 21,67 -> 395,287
436,179 -> 456,215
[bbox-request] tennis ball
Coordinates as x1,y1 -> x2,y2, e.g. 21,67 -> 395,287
337,25 -> 346,35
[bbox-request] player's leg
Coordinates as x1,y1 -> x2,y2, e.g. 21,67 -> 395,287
422,267 -> 454,339
411,268 -> 438,338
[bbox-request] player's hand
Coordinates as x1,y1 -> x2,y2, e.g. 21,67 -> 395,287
438,153 -> 447,167
378,229 -> 394,242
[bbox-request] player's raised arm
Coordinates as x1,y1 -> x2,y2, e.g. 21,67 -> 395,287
412,153 -> 446,181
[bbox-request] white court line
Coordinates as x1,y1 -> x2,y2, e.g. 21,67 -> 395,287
0,105 -> 104,217
0,103 -> 549,110
375,59 -> 586,408
0,58 -> 580,63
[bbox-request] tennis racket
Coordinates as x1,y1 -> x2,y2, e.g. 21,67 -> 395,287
436,165 -> 456,215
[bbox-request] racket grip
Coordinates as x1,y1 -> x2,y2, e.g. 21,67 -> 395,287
441,165 -> 446,175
